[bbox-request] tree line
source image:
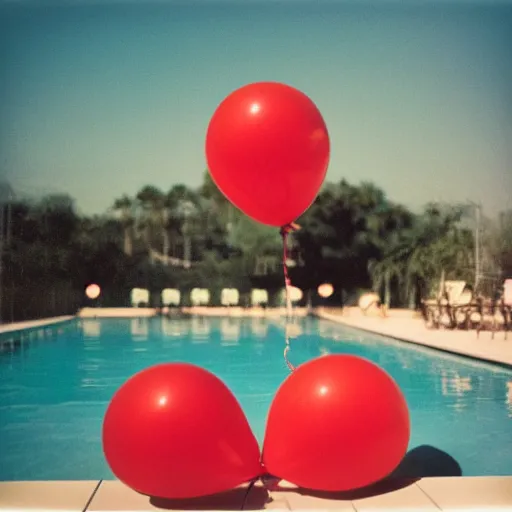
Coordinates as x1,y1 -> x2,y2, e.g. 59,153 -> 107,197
1,172 -> 510,321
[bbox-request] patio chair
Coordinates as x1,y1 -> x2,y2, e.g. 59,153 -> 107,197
424,281 -> 473,330
130,288 -> 150,308
422,298 -> 440,329
442,281 -> 469,329
251,289 -> 269,307
504,279 -> 512,340
473,294 -> 503,339
449,287 -> 473,330
190,288 -> 210,307
161,288 -> 181,308
220,288 -> 239,307
358,292 -> 386,318
478,283 -> 511,340
493,297 -> 508,340
438,297 -> 453,329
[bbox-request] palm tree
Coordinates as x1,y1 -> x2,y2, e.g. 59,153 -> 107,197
112,195 -> 135,256
367,203 -> 474,309
135,186 -> 167,255
167,184 -> 201,265
410,205 -> 473,306
368,257 -> 401,307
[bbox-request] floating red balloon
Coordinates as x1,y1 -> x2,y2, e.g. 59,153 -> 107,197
263,355 -> 410,491
206,82 -> 330,227
103,363 -> 262,499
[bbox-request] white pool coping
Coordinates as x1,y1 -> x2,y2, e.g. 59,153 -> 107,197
78,307 -> 310,318
79,308 -> 157,318
316,308 -> 512,368
1,477 -> 512,510
0,315 -> 74,335
0,307 -> 309,335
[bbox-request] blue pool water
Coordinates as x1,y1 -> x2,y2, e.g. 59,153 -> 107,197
0,315 -> 511,480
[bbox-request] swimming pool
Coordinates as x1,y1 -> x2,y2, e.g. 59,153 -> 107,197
0,315 -> 511,481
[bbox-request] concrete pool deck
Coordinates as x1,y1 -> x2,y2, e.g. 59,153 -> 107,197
1,476 -> 512,510
316,308 -> 512,368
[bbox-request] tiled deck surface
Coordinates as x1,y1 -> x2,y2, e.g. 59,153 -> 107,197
1,477 -> 512,510
0,315 -> 74,334
316,308 -> 512,367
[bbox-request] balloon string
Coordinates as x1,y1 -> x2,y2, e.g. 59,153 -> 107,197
240,478 -> 258,510
280,223 -> 298,373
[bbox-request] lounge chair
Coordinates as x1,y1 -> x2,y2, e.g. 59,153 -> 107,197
358,292 -> 385,317
423,281 -> 473,330
221,288 -> 239,307
453,289 -> 473,329
505,279 -> 512,306
130,288 -> 150,308
476,293 -> 509,340
251,289 -> 268,307
504,280 -> 512,339
190,288 -> 210,307
161,288 -> 180,308
444,281 -> 471,329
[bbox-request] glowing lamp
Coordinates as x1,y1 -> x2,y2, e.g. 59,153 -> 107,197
289,286 -> 303,303
318,283 -> 334,298
86,284 -> 101,300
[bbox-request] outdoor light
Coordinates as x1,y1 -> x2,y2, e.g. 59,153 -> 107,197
318,283 -> 334,298
85,283 -> 101,300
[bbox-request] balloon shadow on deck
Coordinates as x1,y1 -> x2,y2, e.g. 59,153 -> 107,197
146,445 -> 461,510
149,485 -> 269,511
277,444 -> 462,502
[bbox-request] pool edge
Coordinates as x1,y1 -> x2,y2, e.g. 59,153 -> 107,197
0,315 -> 76,333
1,476 -> 512,510
314,310 -> 512,371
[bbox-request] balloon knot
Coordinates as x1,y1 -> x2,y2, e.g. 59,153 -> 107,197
260,474 -> 281,491
280,222 -> 300,237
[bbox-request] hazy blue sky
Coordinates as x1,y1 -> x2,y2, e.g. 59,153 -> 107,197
1,0 -> 511,218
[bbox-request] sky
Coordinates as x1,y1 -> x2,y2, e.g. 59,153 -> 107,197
0,0 -> 511,218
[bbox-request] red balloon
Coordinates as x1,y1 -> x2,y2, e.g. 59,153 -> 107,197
206,82 -> 330,227
103,363 -> 262,499
263,355 -> 410,491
